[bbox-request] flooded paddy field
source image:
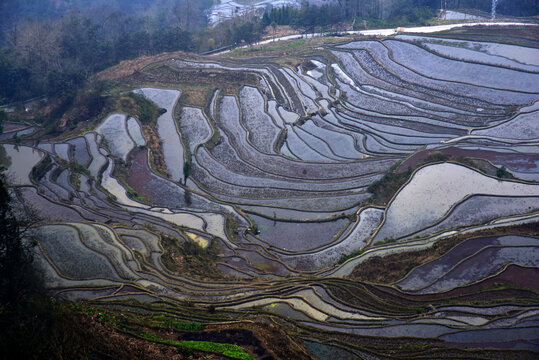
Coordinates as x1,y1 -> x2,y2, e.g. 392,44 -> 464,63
2,24 -> 538,359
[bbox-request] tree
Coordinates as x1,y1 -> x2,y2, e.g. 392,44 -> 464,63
261,11 -> 271,27
183,161 -> 191,183
0,109 -> 7,133
271,21 -> 277,41
207,37 -> 215,50
496,165 -> 510,179
0,171 -> 41,308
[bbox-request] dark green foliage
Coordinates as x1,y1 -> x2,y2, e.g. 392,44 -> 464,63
29,93 -> 77,136
0,12 -> 196,105
65,80 -> 108,124
74,303 -> 204,333
352,2 -> 437,29
367,152 -> 454,206
1,0 -> 537,106
183,161 -> 191,182
1,297 -> 241,359
423,151 -> 450,163
248,223 -> 260,235
378,237 -> 397,245
160,236 -> 223,279
0,172 -> 42,308
152,27 -> 195,53
0,1 -> 215,32
184,189 -> 192,206
0,48 -> 40,103
265,1 -> 438,30
0,299 -> 94,359
265,4 -> 346,28
445,0 -> 538,17
125,184 -> 147,202
150,314 -> 203,331
46,69 -> 84,98
31,154 -> 53,182
338,249 -> 364,264
230,21 -> 265,44
177,346 -> 196,357
367,167 -> 412,205
385,0 -> 438,25
182,239 -> 205,257
69,161 -> 91,177
57,158 -> 91,178
126,93 -> 164,124
496,165 -> 510,179
0,109 -> 6,133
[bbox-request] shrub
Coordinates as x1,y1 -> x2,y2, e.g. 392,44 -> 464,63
337,249 -> 364,264
496,165 -> 510,179
31,154 -> 53,182
126,93 -> 165,124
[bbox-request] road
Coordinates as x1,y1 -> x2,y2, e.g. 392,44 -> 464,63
212,21 -> 537,55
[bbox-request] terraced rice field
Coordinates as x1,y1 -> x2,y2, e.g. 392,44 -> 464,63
3,25 -> 538,358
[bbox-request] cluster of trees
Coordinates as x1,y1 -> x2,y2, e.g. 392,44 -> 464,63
0,12 -> 196,104
0,0 -> 212,34
389,1 -> 439,24
0,167 -> 118,359
260,1 -> 438,31
0,171 -> 41,308
444,0 -> 538,17
338,0 -> 537,19
335,0 -> 440,21
0,0 -> 267,105
262,4 -> 347,29
213,20 -> 266,47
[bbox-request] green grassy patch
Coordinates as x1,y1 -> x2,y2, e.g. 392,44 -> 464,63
402,342 -> 429,351
288,39 -> 306,47
74,303 -> 204,332
68,304 -> 251,359
225,215 -> 241,243
181,341 -> 254,360
150,314 -> 203,331
125,183 -> 148,203
69,172 -> 81,189
230,38 -> 307,56
373,237 -> 397,246
136,332 -> 253,359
